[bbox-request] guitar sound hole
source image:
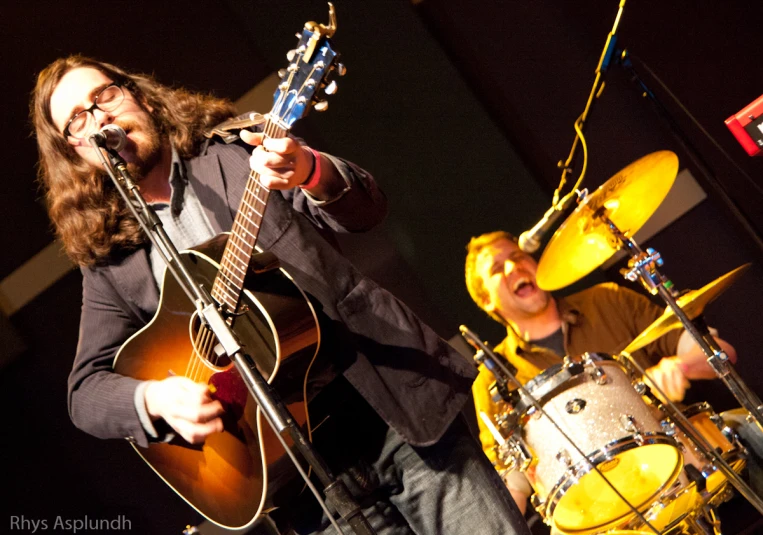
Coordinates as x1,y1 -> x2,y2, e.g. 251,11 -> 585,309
190,313 -> 233,370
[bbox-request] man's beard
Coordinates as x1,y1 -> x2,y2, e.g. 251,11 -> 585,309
116,114 -> 164,181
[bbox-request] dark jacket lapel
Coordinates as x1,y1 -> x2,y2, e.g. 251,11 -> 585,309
107,247 -> 159,322
185,148 -> 236,234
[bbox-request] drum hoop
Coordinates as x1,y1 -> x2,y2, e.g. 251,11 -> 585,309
623,480 -> 699,531
681,401 -> 714,419
545,433 -> 682,529
514,357 -> 625,418
514,363 -> 585,417
697,451 -> 747,480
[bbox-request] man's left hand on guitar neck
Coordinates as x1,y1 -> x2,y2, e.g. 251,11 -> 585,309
240,131 -> 348,202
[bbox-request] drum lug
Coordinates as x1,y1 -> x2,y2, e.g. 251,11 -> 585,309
589,366 -> 609,385
555,449 -> 572,467
497,437 -> 533,472
708,413 -> 725,429
583,354 -> 609,384
660,419 -> 677,437
620,414 -> 640,437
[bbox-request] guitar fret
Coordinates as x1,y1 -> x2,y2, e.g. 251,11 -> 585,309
211,287 -> 237,310
218,265 -> 244,285
227,239 -> 251,259
233,218 -> 259,237
241,198 -> 264,218
233,222 -> 260,241
223,258 -> 247,277
212,279 -> 238,300
227,233 -> 251,253
237,212 -> 261,229
232,224 -> 257,240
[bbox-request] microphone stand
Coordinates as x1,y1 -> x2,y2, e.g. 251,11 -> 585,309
89,138 -> 375,535
554,0 -> 627,205
522,0 -> 626,253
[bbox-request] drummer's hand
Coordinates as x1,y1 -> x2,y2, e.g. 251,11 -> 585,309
240,130 -> 314,190
645,356 -> 691,403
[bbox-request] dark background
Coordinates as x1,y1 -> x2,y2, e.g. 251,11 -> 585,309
2,1 -> 762,533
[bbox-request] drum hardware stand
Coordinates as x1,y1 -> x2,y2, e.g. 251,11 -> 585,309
460,325 -> 664,535
589,208 -> 763,515
91,142 -> 375,535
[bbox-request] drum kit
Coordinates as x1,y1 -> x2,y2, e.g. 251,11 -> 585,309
464,151 -> 763,535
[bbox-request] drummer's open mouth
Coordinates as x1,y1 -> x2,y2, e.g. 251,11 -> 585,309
513,278 -> 536,296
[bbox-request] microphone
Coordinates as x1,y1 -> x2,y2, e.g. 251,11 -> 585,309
88,124 -> 127,152
517,194 -> 575,253
459,325 -> 518,377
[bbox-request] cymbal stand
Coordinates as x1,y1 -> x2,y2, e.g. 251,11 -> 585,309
597,210 -> 763,514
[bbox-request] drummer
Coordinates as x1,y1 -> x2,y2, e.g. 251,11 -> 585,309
464,230 -> 738,513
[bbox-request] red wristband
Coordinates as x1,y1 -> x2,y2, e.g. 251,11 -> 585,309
299,148 -> 322,189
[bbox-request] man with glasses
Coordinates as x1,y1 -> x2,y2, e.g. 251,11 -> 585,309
31,56 -> 531,535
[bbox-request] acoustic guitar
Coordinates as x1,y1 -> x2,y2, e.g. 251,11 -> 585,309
113,8 -> 342,529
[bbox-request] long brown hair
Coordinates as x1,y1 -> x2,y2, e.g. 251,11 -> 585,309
31,56 -> 237,267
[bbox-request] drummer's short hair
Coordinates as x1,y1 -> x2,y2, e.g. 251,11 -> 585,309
465,231 -> 517,322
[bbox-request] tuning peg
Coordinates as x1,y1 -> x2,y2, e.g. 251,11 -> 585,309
336,63 -> 347,76
314,101 -> 329,112
278,69 -> 287,78
324,80 -> 338,95
286,49 -> 296,62
295,32 -> 302,39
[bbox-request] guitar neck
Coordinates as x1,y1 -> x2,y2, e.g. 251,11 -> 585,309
211,121 -> 288,312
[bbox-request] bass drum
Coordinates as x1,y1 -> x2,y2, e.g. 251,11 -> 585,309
514,356 -> 683,534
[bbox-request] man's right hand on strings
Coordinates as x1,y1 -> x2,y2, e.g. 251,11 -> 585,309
144,376 -> 224,444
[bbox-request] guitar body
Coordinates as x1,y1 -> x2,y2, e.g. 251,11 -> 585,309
113,234 -> 320,529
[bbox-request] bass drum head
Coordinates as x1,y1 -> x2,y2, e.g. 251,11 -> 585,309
552,442 -> 682,534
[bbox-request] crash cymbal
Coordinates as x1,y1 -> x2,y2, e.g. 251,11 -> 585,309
623,263 -> 751,354
536,151 -> 679,291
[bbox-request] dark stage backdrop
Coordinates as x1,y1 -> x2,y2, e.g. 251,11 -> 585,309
1,1 -> 761,533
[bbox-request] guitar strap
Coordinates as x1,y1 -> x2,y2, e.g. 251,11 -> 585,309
204,111 -> 267,144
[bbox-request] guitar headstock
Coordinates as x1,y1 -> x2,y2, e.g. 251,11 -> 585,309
271,3 -> 344,129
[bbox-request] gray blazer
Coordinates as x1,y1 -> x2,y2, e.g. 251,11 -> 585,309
68,139 -> 476,448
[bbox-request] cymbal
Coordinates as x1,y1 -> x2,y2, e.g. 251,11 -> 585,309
623,263 -> 751,354
536,151 -> 679,291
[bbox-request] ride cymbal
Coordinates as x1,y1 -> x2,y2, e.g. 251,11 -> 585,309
537,151 -> 679,291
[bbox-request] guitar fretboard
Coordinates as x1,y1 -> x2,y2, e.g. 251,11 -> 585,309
211,122 -> 287,313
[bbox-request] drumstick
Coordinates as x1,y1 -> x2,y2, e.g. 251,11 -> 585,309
479,411 -> 506,445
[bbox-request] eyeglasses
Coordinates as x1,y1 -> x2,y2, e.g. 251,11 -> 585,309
63,83 -> 125,140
